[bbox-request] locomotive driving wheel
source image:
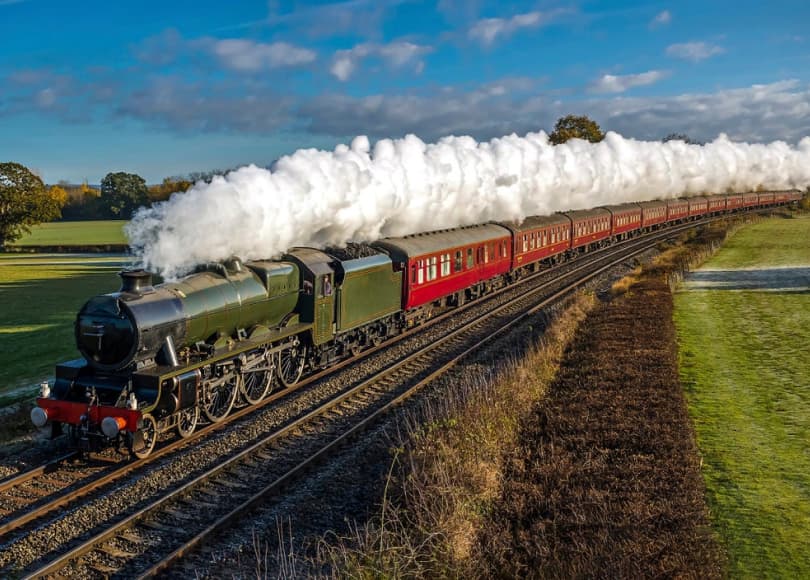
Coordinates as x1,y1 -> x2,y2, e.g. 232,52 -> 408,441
132,414 -> 157,459
202,372 -> 239,423
241,368 -> 273,405
176,406 -> 199,438
278,344 -> 306,387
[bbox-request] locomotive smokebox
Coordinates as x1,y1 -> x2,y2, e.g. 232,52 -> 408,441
119,270 -> 154,295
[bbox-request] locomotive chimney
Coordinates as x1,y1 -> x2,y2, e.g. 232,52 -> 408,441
119,269 -> 154,295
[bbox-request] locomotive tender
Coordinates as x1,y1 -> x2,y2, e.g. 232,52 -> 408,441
31,191 -> 802,457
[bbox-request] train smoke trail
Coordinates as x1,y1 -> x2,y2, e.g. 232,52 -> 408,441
127,131 -> 810,278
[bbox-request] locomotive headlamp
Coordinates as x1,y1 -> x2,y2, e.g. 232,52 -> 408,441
31,407 -> 48,428
101,416 -> 127,438
39,382 -> 50,398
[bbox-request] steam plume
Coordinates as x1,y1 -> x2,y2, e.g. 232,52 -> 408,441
127,131 -> 810,278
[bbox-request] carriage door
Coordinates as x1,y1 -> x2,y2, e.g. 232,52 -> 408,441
314,274 -> 335,345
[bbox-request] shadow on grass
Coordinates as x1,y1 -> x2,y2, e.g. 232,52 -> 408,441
684,266 -> 810,292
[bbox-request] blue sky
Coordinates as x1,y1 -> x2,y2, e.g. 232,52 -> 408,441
1,0 -> 809,183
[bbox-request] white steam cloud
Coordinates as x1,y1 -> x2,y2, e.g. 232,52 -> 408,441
127,131 -> 810,278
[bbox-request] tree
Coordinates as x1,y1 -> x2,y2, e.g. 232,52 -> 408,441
100,172 -> 149,218
0,162 -> 61,246
663,133 -> 702,145
47,184 -> 69,209
147,176 -> 193,203
549,115 -> 605,145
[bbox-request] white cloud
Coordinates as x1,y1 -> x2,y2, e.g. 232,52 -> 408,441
469,11 -> 545,46
650,10 -> 671,28
35,88 -> 56,108
666,41 -> 724,62
301,79 -> 810,145
589,70 -> 668,94
330,41 -> 432,81
213,39 -> 316,72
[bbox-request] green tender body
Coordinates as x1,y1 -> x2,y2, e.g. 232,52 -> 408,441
335,254 -> 402,332
168,260 -> 299,346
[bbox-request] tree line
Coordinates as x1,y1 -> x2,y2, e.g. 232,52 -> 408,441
56,174 -> 195,220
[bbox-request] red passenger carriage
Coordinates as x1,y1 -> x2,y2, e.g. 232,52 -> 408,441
687,197 -> 709,218
564,208 -> 612,250
499,214 -> 571,273
725,193 -> 743,211
374,224 -> 512,312
707,194 -> 727,214
666,199 -> 689,223
743,192 -> 759,207
639,201 -> 667,230
603,203 -> 642,239
758,192 -> 775,206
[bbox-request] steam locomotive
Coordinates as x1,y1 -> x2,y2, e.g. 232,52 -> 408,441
31,191 -> 802,458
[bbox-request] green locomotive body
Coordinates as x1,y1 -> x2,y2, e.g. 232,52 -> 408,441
283,248 -> 403,366
40,248 -> 405,457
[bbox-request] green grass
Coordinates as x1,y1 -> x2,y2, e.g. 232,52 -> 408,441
674,215 -> 810,578
12,220 -> 128,246
0,254 -> 129,401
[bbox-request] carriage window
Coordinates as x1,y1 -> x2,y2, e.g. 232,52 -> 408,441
467,248 -> 474,268
417,260 -> 425,284
441,253 -> 451,276
411,264 -> 418,284
522,234 -> 528,253
427,256 -> 438,281
483,245 -> 489,263
455,250 -> 463,271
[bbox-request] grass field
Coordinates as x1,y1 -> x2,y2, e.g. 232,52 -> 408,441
0,254 -> 129,401
12,220 -> 128,246
674,215 -> 810,578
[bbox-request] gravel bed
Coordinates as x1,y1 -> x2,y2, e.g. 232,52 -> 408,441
0,420 -> 71,480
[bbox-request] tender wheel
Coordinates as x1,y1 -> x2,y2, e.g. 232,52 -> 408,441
278,344 -> 306,387
132,414 -> 157,459
202,372 -> 239,423
371,330 -> 384,347
176,406 -> 199,438
241,369 -> 273,405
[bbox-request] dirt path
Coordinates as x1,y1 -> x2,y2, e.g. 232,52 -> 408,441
478,276 -> 725,578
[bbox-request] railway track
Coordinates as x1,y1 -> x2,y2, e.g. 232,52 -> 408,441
0,214 -> 676,540
14,217 -> 705,579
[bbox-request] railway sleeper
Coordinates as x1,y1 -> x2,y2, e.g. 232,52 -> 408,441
98,543 -> 138,559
